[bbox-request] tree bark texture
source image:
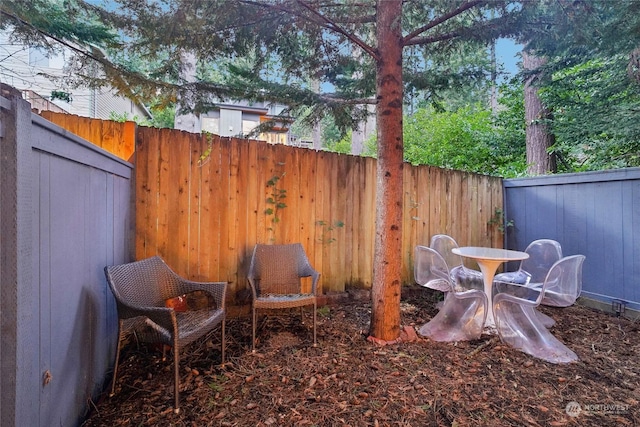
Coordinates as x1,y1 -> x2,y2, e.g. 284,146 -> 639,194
523,51 -> 556,175
370,0 -> 403,341
311,79 -> 323,150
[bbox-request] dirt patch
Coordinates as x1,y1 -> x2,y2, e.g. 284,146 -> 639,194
82,290 -> 639,426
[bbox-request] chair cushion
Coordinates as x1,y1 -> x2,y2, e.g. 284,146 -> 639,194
143,308 -> 225,344
254,293 -> 316,309
494,270 -> 532,286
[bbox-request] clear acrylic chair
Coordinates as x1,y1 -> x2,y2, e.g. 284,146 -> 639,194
429,234 -> 483,290
495,239 -> 563,285
415,246 -> 488,341
494,239 -> 563,327
414,245 -> 450,292
493,255 -> 585,364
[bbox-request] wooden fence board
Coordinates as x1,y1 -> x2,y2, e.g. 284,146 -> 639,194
298,148 -> 316,263
313,151 -> 328,293
38,111 -> 136,161
123,121 -> 136,162
333,155 -> 349,288
223,137 -> 237,286
415,165 -> 431,246
254,142 -> 269,245
134,127 -> 152,259
188,133 -> 203,280
203,134 -> 223,281
344,156 -> 357,285
401,165 -> 413,282
156,129 -> 172,264
234,138 -> 253,288
325,153 -> 340,291
362,157 -> 377,287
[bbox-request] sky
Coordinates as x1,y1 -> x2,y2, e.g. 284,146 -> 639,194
496,38 -> 522,79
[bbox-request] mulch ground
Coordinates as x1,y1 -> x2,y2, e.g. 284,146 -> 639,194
82,288 -> 639,426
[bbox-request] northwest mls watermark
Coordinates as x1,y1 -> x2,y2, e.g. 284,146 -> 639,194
565,401 -> 630,417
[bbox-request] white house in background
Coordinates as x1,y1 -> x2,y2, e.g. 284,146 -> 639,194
0,30 -> 151,120
174,99 -> 307,147
174,52 -> 306,147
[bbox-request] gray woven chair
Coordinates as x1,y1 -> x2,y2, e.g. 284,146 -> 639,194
104,256 -> 227,413
247,243 -> 319,352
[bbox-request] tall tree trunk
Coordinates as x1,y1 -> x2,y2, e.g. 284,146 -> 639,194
490,40 -> 498,113
370,0 -> 403,341
351,105 -> 374,156
311,79 -> 323,150
523,51 -> 556,175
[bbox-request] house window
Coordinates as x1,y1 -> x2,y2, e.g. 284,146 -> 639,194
201,117 -> 220,134
242,119 -> 259,136
29,47 -> 49,67
262,132 -> 288,145
28,47 -> 65,69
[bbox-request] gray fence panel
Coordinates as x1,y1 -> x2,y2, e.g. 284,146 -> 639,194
504,168 -> 640,312
0,94 -> 132,427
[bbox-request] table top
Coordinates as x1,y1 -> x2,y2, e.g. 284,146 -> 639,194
452,246 -> 529,262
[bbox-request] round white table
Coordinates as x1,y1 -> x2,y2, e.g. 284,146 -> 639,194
452,247 -> 529,328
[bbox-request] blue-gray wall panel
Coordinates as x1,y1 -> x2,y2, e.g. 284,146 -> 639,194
504,168 -> 640,311
1,94 -> 132,427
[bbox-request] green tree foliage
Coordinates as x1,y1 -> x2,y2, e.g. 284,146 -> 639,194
404,106 -> 493,172
2,0 -> 531,133
0,0 -> 117,49
405,40 -> 500,113
325,130 -> 352,154
492,80 -> 528,176
540,56 -> 640,171
403,99 -> 527,177
517,0 -> 640,171
109,100 -> 175,129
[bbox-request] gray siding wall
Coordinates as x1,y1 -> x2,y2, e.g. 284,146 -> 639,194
503,168 -> 640,312
0,94 -> 132,427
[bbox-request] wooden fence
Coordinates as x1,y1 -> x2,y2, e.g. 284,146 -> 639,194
133,127 -> 504,303
39,111 -> 136,161
37,112 -> 504,304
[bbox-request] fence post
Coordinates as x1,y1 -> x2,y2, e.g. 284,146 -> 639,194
0,89 -> 38,426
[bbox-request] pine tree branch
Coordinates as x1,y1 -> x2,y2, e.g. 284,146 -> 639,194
295,0 -> 379,60
0,8 -> 108,70
403,12 -> 516,47
318,95 -> 377,105
402,0 -> 484,47
240,0 -> 378,61
0,8 -> 238,105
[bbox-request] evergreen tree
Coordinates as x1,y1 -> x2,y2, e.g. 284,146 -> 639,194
515,0 -> 640,172
2,0 -> 533,341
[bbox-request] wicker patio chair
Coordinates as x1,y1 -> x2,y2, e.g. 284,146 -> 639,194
104,256 -> 227,413
247,243 -> 320,352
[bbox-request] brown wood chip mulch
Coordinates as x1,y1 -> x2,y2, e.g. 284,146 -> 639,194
82,289 -> 639,427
